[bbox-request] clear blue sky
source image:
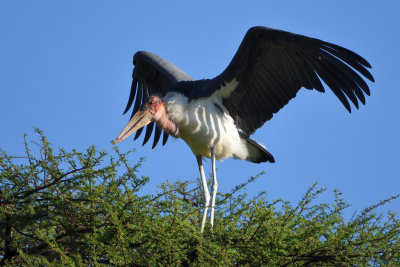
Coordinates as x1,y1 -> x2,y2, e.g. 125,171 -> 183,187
1,1 -> 399,216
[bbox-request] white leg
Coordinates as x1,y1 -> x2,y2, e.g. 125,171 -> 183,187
196,155 -> 210,233
210,147 -> 218,229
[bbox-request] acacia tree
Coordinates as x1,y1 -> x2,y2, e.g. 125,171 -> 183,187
0,129 -> 399,266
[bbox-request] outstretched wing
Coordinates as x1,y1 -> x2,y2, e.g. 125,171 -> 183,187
123,51 -> 194,148
208,26 -> 374,135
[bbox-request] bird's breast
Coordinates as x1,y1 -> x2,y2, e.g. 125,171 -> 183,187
164,92 -> 249,160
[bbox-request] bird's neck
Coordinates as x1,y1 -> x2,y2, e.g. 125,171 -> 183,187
155,112 -> 179,138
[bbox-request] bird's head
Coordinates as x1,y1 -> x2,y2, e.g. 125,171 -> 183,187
115,95 -> 164,144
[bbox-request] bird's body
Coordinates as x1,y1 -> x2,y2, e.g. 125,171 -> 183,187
166,90 -> 242,160
115,26 -> 374,232
164,81 -> 268,162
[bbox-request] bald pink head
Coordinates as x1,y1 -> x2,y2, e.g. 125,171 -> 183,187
146,96 -> 164,120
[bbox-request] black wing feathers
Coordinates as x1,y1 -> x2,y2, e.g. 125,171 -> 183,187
123,76 -> 137,115
214,27 -> 373,135
123,51 -> 193,148
123,27 -> 374,147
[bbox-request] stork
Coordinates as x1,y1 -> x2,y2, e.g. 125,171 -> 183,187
115,26 -> 374,233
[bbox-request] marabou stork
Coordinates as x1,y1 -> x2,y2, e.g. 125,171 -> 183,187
115,26 -> 374,233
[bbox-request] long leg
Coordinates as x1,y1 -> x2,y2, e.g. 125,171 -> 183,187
196,155 -> 210,233
210,147 -> 218,229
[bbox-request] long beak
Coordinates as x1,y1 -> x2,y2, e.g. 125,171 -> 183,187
115,108 -> 153,144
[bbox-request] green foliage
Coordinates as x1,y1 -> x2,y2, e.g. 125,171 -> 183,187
1,129 -> 399,266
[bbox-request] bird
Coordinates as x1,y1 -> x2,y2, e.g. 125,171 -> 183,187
115,26 -> 374,233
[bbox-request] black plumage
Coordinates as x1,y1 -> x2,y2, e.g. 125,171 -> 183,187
123,26 -> 374,147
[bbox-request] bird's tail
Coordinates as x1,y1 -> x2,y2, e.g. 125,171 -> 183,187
245,138 -> 275,163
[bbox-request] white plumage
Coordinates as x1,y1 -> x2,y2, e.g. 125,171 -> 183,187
165,86 -> 250,161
